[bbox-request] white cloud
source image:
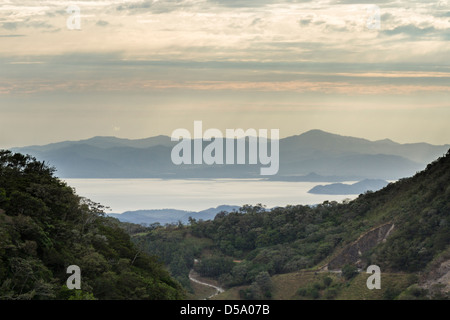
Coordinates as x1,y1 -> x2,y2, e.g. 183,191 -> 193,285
0,0 -> 448,64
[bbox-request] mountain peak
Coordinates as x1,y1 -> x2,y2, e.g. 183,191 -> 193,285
375,138 -> 397,145
288,129 -> 370,147
298,129 -> 364,141
301,129 -> 334,136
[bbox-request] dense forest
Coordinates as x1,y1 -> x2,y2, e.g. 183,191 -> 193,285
0,150 -> 185,300
137,149 -> 450,299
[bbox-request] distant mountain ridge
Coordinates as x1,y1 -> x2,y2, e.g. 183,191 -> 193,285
19,135 -> 174,152
12,130 -> 449,181
308,179 -> 390,195
108,205 -> 241,225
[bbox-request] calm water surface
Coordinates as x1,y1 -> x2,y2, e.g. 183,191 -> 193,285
63,178 -> 359,213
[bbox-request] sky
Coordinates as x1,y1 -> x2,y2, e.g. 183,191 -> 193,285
0,0 -> 449,148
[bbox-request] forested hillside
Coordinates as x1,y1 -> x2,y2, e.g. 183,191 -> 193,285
0,150 -> 184,300
137,149 -> 450,299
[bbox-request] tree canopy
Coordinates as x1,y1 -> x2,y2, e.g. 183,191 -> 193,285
0,150 -> 184,300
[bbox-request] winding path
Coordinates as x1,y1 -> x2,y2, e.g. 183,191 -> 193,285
189,270 -> 224,299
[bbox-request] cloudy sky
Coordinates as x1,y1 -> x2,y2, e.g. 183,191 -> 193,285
1,0 -> 449,148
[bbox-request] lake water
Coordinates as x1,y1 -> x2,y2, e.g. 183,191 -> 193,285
63,179 -> 359,213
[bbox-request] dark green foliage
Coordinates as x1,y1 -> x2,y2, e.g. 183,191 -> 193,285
296,274 -> 344,300
194,256 -> 234,278
323,276 -> 333,287
135,227 -> 211,289
342,264 -> 358,280
0,150 -> 184,300
398,285 -> 428,300
189,202 -> 350,286
323,287 -> 338,299
383,286 -> 402,300
368,151 -> 450,272
297,285 -> 320,299
136,149 -> 450,295
238,271 -> 273,300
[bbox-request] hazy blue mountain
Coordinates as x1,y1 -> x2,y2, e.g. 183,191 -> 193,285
12,130 -> 449,181
108,205 -> 241,225
281,129 -> 447,164
18,135 -> 175,152
308,179 -> 390,195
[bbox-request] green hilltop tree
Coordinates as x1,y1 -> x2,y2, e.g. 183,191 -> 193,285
0,150 -> 185,300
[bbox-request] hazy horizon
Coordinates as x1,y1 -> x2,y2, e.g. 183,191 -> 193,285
63,178 -> 360,213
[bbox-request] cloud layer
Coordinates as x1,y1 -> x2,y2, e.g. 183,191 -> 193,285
0,0 -> 449,147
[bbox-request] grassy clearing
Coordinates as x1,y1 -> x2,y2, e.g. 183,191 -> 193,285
212,286 -> 245,300
336,272 -> 412,300
187,280 -> 218,300
271,271 -> 318,300
212,270 -> 413,300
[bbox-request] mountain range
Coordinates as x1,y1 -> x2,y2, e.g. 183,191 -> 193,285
12,130 -> 449,181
